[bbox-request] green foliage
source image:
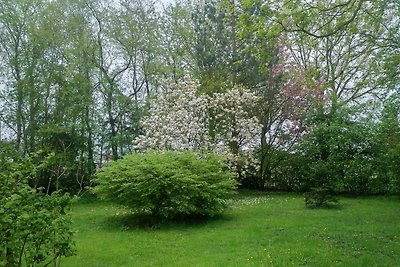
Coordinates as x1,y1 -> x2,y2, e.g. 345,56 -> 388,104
258,150 -> 304,192
0,150 -> 75,267
304,187 -> 338,208
0,0 -> 397,201
272,101 -> 400,197
294,107 -> 376,206
35,125 -> 92,194
373,97 -> 400,194
0,141 -> 23,165
94,151 -> 237,219
288,108 -> 374,208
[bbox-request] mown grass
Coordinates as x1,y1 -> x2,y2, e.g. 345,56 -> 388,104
63,191 -> 400,266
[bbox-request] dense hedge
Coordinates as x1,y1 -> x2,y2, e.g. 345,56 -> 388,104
94,151 -> 237,219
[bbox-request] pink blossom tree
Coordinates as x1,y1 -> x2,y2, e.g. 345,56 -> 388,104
256,40 -> 326,189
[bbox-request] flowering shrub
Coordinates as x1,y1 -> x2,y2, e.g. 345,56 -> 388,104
133,77 -> 262,176
94,151 -> 237,219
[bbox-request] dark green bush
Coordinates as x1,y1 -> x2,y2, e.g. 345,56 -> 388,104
372,97 -> 400,194
35,125 -> 93,194
94,151 -> 237,219
305,187 -> 338,208
296,107 -> 377,196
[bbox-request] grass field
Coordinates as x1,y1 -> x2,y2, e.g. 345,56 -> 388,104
62,191 -> 400,266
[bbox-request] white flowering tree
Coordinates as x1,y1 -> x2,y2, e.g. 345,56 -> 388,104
207,87 -> 261,176
133,77 -> 262,176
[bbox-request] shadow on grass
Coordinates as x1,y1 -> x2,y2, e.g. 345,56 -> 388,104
74,193 -> 99,204
101,212 -> 233,231
306,202 -> 344,210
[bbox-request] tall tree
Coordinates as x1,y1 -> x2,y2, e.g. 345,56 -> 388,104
0,0 -> 42,151
86,0 -> 132,160
192,0 -> 234,92
161,0 -> 196,82
279,0 -> 398,109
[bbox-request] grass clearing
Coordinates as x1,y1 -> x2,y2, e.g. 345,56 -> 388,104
63,191 -> 400,266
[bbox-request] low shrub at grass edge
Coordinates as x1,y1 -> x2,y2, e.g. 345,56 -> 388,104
93,151 -> 237,220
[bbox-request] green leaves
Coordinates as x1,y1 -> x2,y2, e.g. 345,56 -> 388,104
94,151 -> 237,220
0,151 -> 75,266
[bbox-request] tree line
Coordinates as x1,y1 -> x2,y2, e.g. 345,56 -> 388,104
0,0 -> 399,194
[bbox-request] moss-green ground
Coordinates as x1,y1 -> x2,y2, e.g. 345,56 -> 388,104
63,191 -> 400,266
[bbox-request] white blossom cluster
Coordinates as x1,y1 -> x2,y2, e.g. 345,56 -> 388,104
133,77 -> 262,175
133,78 -> 210,150
208,86 -> 262,175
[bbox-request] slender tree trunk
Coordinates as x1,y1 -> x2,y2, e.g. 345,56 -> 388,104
54,255 -> 61,267
259,122 -> 271,190
106,90 -> 118,160
28,84 -> 37,153
12,33 -> 24,151
15,79 -> 23,150
230,0 -> 237,83
85,106 -> 94,175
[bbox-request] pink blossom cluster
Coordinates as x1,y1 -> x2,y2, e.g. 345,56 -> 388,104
268,40 -> 326,141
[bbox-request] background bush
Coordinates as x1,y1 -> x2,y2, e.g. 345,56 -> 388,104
94,151 -> 237,219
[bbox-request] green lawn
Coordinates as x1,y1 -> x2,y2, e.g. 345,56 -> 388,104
63,191 -> 400,266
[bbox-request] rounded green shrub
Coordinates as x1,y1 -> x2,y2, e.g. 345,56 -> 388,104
93,151 -> 237,219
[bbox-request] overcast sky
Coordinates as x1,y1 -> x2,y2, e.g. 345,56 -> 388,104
158,0 -> 175,7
